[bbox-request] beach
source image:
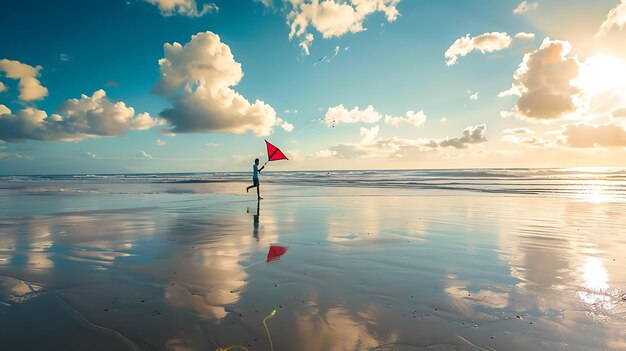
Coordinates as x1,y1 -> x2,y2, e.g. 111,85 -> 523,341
1,170 -> 626,350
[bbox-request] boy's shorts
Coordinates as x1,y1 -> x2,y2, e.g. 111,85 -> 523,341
253,178 -> 259,186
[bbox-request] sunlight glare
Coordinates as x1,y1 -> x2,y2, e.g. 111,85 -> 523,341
575,55 -> 626,96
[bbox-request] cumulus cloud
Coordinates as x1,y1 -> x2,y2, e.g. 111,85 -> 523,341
0,90 -> 159,142
561,123 -> 626,147
156,139 -> 167,146
144,0 -> 218,17
0,59 -> 49,102
322,105 -> 426,127
322,104 -> 382,125
500,38 -> 581,121
596,0 -> 626,37
0,81 -> 6,93
513,1 -> 538,14
313,124 -> 487,159
444,32 -> 534,66
468,91 -> 479,101
155,32 -> 293,136
282,0 -> 400,54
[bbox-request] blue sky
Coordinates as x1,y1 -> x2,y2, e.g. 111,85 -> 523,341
1,0 -> 626,174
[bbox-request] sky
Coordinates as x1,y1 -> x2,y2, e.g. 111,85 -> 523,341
1,0 -> 626,174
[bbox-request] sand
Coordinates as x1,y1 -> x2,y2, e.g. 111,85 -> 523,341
1,181 -> 625,350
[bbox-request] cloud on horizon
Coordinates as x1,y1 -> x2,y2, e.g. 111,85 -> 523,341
313,123 -> 487,159
0,90 -> 158,142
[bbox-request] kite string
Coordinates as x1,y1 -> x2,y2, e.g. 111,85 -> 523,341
216,309 -> 277,351
265,118 -> 324,166
281,118 -> 323,144
263,310 -> 277,351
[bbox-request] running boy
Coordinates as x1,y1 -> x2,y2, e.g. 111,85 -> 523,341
246,158 -> 264,200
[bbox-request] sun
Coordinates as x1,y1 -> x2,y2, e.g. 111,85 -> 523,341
574,55 -> 626,96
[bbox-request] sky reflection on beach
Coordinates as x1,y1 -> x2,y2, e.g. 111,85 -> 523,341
0,183 -> 625,350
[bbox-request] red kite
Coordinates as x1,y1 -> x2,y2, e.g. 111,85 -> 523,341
266,245 -> 287,262
265,140 -> 288,164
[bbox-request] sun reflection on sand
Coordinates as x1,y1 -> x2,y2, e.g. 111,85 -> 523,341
577,257 -> 615,311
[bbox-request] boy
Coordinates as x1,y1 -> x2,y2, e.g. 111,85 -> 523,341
246,158 -> 265,200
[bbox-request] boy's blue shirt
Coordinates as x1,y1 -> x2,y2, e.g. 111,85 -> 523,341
253,164 -> 259,179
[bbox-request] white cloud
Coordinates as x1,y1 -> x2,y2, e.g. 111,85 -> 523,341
206,142 -> 221,147
513,1 -> 538,15
136,150 -> 153,159
281,0 -> 399,54
359,125 -> 379,144
0,90 -> 159,142
155,32 -> 293,136
156,139 -> 167,146
299,33 -> 314,55
468,91 -> 479,101
384,110 -> 426,127
0,59 -> 49,102
0,105 -> 11,115
59,53 -> 71,62
440,117 -> 447,122
0,81 -> 6,93
596,0 -> 626,37
322,104 -> 382,125
445,32 -> 534,66
284,109 -> 299,113
514,32 -> 536,41
144,0 -> 218,17
322,105 -> 426,127
499,38 -> 582,121
313,124 -> 487,159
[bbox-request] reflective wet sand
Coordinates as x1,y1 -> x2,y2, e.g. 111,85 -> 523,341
1,183 -> 625,350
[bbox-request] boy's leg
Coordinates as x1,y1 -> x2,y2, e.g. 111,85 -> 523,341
257,185 -> 262,199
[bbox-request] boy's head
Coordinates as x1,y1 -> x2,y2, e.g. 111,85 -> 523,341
254,158 -> 259,165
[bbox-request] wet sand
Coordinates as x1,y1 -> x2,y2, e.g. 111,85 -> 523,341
1,182 -> 626,350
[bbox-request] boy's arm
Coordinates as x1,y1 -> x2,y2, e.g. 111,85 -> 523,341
259,165 -> 265,172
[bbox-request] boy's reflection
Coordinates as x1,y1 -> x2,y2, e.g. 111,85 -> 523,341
247,199 -> 260,241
